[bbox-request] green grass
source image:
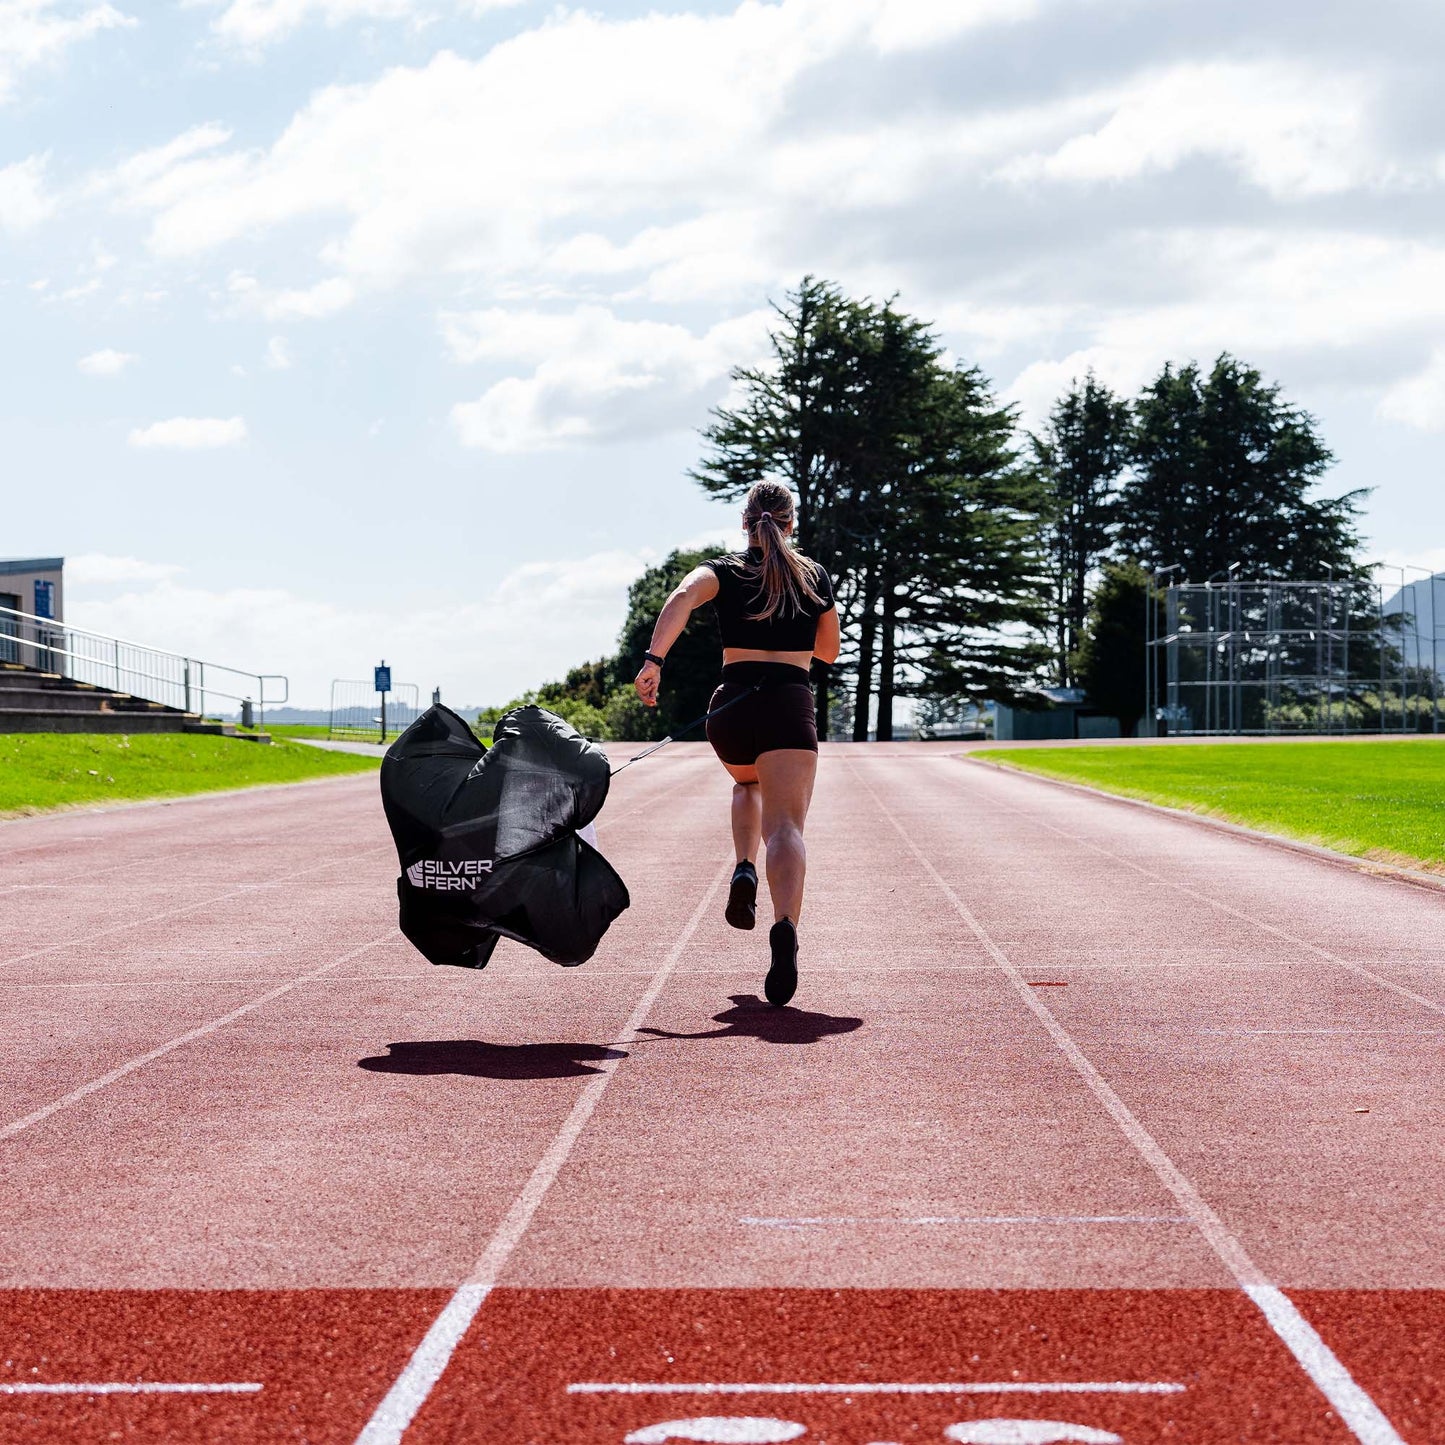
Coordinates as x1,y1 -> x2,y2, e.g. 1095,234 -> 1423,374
973,739 -> 1445,872
0,732 -> 379,816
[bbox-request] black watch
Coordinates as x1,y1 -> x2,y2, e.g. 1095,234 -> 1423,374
644,651 -> 666,668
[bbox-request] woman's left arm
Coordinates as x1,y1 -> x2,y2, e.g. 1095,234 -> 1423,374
633,566 -> 720,708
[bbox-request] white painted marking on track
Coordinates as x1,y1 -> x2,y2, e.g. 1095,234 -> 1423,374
980,769 -> 1445,1020
0,932 -> 397,1144
739,1215 -> 1190,1228
625,1419 -> 805,1443
568,1382 -> 1185,1396
1199,1027 -> 1445,1035
0,845 -> 394,970
854,760 -> 1410,1445
353,855 -> 735,1445
0,1381 -> 261,1395
945,1423 -> 1122,1445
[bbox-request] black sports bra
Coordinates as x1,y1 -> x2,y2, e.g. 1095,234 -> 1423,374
704,548 -> 835,651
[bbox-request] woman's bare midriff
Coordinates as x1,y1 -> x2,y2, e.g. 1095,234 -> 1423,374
722,648 -> 815,669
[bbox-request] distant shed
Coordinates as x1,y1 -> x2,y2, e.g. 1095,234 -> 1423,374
993,687 -> 1122,742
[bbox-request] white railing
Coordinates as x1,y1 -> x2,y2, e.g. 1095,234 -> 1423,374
0,604 -> 288,724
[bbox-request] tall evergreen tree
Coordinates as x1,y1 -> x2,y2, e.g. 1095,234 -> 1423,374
691,277 -> 856,736
1071,562 -> 1165,736
1118,355 -> 1363,581
1032,372 -> 1130,686
696,281 -> 1048,739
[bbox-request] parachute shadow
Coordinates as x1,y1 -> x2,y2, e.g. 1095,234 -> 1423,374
358,1039 -> 628,1079
636,994 -> 863,1047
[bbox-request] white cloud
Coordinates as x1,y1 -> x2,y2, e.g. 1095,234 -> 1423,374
227,272 -> 356,320
0,0 -> 134,102
104,3 -> 968,286
263,335 -> 292,369
209,0 -> 525,50
65,553 -> 183,584
0,154 -> 54,230
444,305 -> 772,451
128,415 -> 248,449
997,60 -> 1381,198
66,545 -> 657,708
1378,348 -> 1445,433
77,347 -> 137,375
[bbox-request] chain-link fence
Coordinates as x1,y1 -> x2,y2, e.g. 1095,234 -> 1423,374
1147,572 -> 1444,735
329,679 -> 421,742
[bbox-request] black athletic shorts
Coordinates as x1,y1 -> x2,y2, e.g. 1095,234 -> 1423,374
705,662 -> 817,767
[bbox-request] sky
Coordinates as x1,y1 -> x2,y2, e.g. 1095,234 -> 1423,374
3,0 -> 1444,709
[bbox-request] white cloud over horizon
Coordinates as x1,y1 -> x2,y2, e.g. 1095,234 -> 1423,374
0,0 -> 134,103
128,415 -> 248,448
0,155 -> 54,230
77,346 -> 137,375
66,546 -> 663,708
444,305 -> 773,451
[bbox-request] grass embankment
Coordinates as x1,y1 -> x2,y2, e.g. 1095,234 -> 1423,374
0,733 -> 379,816
974,739 -> 1445,873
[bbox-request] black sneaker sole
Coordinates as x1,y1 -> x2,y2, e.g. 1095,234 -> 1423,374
725,865 -> 757,931
765,920 -> 798,1007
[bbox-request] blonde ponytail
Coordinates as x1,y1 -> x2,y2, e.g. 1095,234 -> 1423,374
741,481 -> 824,621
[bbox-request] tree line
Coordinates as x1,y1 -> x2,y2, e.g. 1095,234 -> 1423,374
483,277 -> 1365,741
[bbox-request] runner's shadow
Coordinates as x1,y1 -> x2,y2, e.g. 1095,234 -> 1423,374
358,1039 -> 628,1079
636,994 -> 863,1047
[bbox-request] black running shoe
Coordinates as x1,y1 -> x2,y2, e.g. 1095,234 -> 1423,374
765,918 -> 798,1007
725,860 -> 757,931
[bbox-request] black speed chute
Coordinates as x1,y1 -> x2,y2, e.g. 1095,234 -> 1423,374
380,704 -> 629,970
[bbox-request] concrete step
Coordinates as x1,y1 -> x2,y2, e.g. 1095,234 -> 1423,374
0,687 -> 182,714
0,710 -> 202,734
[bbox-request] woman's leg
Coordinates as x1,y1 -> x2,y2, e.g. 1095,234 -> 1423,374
754,748 -> 817,924
722,765 -> 761,864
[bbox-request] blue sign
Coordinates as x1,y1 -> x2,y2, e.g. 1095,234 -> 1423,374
374,665 -> 391,693
33,580 -> 54,619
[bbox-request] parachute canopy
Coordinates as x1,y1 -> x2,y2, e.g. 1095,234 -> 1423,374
380,704 -> 630,969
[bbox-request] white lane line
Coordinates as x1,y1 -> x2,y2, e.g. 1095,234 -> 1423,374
0,845 -> 394,971
0,1381 -> 262,1395
354,856 -> 732,1445
972,767 -> 1445,1020
851,762 -> 1408,1445
1199,1028 -> 1445,1035
567,1381 -> 1185,1396
0,932 -> 395,1145
739,1215 -> 1190,1227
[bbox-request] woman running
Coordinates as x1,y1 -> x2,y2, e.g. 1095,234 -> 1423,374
633,481 -> 840,1007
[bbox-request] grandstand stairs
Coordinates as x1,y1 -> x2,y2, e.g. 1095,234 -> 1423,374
0,664 -> 266,739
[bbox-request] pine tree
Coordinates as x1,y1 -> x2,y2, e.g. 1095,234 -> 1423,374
1032,372 -> 1130,685
1118,355 -> 1363,581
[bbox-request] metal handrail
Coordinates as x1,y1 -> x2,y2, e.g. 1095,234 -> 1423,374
0,604 -> 287,724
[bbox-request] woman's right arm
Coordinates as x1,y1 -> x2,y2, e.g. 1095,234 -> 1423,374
633,566 -> 720,708
814,602 -> 840,665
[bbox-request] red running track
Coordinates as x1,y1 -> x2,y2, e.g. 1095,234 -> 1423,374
1,748 -> 1442,1444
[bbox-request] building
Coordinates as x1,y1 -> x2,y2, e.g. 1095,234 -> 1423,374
0,557 -> 64,663
993,687 -> 1122,741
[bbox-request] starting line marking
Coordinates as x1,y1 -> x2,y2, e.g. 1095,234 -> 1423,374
568,1382 -> 1187,1397
0,1382 -> 263,1395
739,1215 -> 1191,1228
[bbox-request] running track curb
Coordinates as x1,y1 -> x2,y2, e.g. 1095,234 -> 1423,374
965,755 -> 1445,900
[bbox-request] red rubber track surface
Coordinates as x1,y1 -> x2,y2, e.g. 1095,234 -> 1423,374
1,749 -> 1442,1443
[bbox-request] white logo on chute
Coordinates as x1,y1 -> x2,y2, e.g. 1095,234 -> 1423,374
406,858 -> 493,890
